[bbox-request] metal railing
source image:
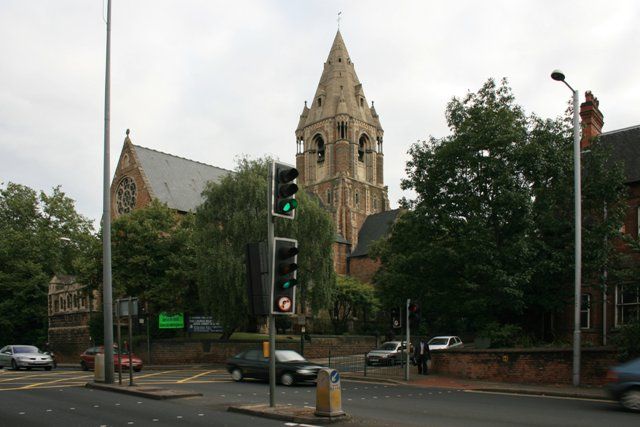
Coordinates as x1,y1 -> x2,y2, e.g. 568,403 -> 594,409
327,349 -> 410,379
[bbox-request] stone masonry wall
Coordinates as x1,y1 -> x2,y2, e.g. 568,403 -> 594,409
431,347 -> 618,386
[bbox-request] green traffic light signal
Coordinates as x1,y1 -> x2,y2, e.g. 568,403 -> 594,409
272,162 -> 299,219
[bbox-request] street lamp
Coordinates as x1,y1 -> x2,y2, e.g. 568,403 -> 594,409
551,69 -> 582,387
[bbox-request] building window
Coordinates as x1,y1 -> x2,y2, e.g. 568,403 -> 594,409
358,134 -> 368,162
116,176 -> 137,215
54,299 -> 59,312
314,135 -> 325,162
580,294 -> 591,329
373,196 -> 378,211
317,97 -> 322,107
326,189 -> 332,205
354,191 -> 360,207
616,285 -> 640,326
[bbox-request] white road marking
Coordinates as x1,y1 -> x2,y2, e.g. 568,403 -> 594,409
463,389 -> 614,403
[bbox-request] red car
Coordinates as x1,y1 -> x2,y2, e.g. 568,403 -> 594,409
80,346 -> 143,372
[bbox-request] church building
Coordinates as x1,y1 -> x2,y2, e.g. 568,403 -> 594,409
295,31 -> 399,275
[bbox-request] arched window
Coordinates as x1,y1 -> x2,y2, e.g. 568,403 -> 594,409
358,134 -> 369,162
354,191 -> 360,207
317,97 -> 322,107
326,189 -> 332,205
314,135 -> 325,162
373,196 -> 378,210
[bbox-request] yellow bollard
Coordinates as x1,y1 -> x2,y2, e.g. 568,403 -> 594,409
315,368 -> 345,417
262,341 -> 270,358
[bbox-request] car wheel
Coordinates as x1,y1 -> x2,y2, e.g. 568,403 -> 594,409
80,361 -> 88,371
280,372 -> 294,386
621,388 -> 640,412
230,368 -> 243,382
134,367 -> 141,372
45,366 -> 52,371
11,359 -> 19,371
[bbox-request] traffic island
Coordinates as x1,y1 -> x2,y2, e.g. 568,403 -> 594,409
228,404 -> 349,424
85,382 -> 202,400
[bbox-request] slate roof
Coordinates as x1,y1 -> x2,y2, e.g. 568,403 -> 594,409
599,125 -> 640,184
133,145 -> 232,213
350,209 -> 402,257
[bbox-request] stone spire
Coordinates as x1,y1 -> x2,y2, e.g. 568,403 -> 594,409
302,30 -> 379,127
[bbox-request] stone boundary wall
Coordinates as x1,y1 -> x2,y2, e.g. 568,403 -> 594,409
431,347 -> 618,386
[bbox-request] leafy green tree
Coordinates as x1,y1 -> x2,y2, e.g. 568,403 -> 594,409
373,79 -> 627,338
194,157 -> 336,339
110,200 -> 198,316
331,275 -> 379,334
0,182 -> 95,345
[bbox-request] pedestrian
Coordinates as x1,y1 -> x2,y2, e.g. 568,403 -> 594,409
414,337 -> 431,375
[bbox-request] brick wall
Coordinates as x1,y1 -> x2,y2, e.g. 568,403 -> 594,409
129,335 -> 377,365
348,256 -> 380,284
431,347 -> 618,386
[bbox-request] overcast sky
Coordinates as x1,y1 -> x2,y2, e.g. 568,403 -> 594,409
2,0 -> 639,226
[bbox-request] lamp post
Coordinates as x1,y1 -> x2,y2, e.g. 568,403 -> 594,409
551,69 -> 581,387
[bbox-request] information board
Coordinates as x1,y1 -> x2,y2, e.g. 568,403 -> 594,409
158,313 -> 184,329
187,316 -> 223,333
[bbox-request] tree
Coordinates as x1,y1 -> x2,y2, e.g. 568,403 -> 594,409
373,79 -> 627,338
194,157 -> 336,339
331,275 -> 379,334
110,200 -> 198,316
0,182 -> 96,345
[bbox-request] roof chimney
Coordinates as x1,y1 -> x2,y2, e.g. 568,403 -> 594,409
579,91 -> 604,148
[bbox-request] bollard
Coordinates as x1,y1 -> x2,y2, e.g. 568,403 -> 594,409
94,353 -> 105,383
315,368 -> 345,417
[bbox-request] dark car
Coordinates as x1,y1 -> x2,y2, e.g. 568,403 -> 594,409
226,349 -> 324,386
607,357 -> 640,412
80,346 -> 143,372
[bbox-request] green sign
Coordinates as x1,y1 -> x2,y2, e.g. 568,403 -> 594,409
159,313 -> 184,329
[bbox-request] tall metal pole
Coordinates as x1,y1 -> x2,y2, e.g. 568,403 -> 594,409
405,299 -> 410,381
571,88 -> 582,387
128,297 -> 134,386
102,0 -> 115,384
267,163 -> 276,407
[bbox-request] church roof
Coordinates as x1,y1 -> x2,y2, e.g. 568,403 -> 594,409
133,144 -> 232,213
599,125 -> 640,184
299,30 -> 382,131
350,209 -> 402,257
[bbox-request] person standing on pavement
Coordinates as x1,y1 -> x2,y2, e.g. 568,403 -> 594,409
414,337 -> 431,375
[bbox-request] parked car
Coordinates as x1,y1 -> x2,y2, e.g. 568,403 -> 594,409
80,346 -> 143,372
606,357 -> 640,412
428,336 -> 463,350
226,349 -> 324,386
0,345 -> 54,371
366,341 -> 409,366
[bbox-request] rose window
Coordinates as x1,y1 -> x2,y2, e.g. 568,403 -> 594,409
116,176 -> 137,215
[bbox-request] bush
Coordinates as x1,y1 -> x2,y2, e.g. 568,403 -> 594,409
612,321 -> 640,362
479,322 -> 523,348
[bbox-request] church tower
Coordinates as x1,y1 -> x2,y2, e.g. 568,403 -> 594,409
296,31 -> 389,272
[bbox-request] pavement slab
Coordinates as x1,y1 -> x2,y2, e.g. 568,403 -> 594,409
85,382 -> 203,400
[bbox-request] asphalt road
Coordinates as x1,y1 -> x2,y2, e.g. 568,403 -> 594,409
0,368 -> 637,426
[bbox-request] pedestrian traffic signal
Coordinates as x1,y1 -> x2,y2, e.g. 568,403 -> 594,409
271,237 -> 298,315
391,307 -> 402,329
408,303 -> 421,329
271,161 -> 299,219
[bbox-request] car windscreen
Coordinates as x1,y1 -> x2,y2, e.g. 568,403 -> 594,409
13,346 -> 39,354
379,343 -> 398,350
428,338 -> 449,345
276,350 -> 306,362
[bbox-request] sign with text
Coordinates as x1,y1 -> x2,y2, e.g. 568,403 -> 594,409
187,316 -> 223,333
158,313 -> 184,329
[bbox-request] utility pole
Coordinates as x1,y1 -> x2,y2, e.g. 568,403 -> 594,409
102,0 -> 114,384
405,298 -> 410,381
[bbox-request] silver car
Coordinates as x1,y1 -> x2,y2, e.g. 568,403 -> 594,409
366,341 -> 409,366
0,345 -> 54,371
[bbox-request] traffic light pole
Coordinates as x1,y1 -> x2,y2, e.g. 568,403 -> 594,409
405,298 -> 410,381
267,165 -> 276,408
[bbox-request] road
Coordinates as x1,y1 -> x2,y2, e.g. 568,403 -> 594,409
0,368 -> 637,426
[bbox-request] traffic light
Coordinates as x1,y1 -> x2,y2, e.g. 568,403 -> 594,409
391,307 -> 402,329
271,237 -> 299,315
408,303 -> 421,330
246,242 -> 270,316
271,161 -> 299,219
